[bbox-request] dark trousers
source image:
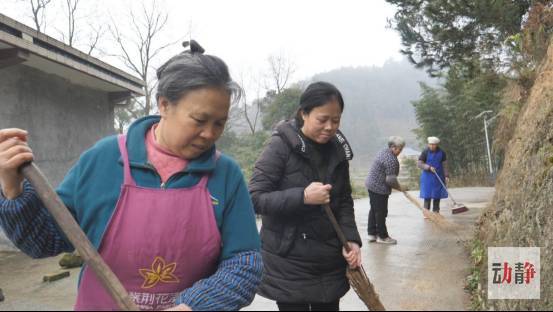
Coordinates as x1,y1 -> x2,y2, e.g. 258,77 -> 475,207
277,301 -> 340,311
424,199 -> 441,212
367,190 -> 389,239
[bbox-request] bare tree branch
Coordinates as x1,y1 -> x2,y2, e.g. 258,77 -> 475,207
86,23 -> 105,56
27,0 -> 52,32
239,74 -> 256,135
109,21 -> 142,76
65,0 -> 80,47
111,0 -> 176,131
267,53 -> 296,94
238,71 -> 266,135
252,75 -> 265,133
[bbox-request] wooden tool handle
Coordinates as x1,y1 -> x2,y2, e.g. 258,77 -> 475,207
323,204 -> 351,252
402,191 -> 425,211
21,162 -> 139,311
324,204 -> 386,310
432,172 -> 459,203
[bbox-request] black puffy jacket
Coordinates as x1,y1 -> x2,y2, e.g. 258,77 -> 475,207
249,120 -> 362,303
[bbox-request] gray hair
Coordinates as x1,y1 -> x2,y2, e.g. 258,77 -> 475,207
388,136 -> 406,148
156,40 -> 242,104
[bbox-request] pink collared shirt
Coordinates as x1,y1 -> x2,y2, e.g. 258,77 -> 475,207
146,124 -> 188,183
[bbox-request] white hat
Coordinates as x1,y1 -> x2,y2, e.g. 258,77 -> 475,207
428,136 -> 440,144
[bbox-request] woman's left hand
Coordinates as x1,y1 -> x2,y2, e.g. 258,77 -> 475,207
342,242 -> 362,269
165,304 -> 192,311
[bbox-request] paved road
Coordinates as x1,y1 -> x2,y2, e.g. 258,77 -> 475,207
0,187 -> 494,311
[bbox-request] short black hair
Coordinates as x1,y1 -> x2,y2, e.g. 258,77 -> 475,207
295,81 -> 344,127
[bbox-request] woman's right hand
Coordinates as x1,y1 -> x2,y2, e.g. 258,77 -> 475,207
0,129 -> 34,199
304,182 -> 332,205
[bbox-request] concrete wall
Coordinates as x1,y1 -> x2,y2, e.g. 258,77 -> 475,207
0,64 -> 115,186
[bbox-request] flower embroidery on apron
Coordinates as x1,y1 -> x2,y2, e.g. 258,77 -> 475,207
139,257 -> 180,289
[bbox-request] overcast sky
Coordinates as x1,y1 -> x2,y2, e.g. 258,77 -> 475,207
1,0 -> 404,85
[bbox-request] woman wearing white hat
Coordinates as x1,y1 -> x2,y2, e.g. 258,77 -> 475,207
418,137 -> 449,212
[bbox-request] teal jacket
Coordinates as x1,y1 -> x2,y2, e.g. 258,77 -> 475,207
60,115 -> 260,260
0,116 -> 262,310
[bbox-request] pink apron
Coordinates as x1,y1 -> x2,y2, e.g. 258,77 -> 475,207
75,135 -> 221,311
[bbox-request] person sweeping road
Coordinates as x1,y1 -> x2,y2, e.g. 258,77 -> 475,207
364,136 -> 408,245
249,82 -> 363,311
418,136 -> 450,213
0,41 -> 262,311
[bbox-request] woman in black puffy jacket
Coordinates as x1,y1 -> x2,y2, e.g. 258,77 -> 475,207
249,82 -> 362,311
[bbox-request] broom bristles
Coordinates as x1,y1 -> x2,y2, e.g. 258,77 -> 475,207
347,266 -> 386,311
403,192 -> 461,231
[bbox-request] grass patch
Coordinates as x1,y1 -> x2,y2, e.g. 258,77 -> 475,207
351,181 -> 367,200
466,238 -> 486,311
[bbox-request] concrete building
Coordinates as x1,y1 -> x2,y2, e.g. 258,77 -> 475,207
398,146 -> 421,186
399,146 -> 421,163
0,13 -> 144,186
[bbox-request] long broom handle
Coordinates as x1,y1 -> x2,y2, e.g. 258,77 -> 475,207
432,171 -> 459,204
322,204 -> 351,252
21,162 -> 139,311
402,191 -> 425,211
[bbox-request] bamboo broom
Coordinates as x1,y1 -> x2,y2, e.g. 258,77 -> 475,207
323,204 -> 386,311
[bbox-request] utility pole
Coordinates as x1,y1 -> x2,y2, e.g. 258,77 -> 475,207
483,117 -> 493,174
473,110 -> 496,175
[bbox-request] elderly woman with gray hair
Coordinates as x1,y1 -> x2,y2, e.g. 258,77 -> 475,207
364,136 -> 407,245
0,41 -> 262,311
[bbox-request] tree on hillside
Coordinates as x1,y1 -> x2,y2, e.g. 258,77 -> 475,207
412,65 -> 505,174
385,1 -> 549,181
386,0 -> 533,76
261,87 -> 302,130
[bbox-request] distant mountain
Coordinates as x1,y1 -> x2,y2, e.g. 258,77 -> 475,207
311,59 -> 437,171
